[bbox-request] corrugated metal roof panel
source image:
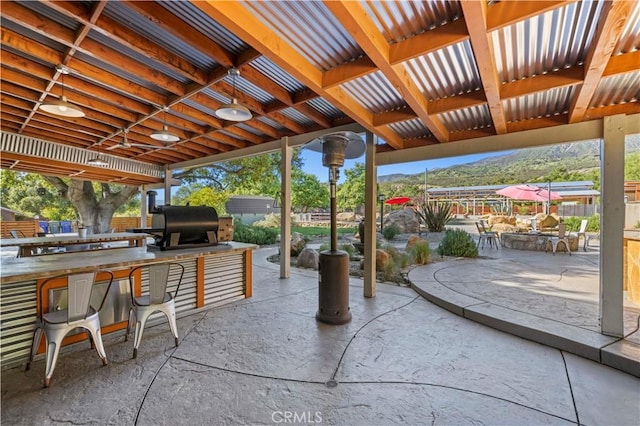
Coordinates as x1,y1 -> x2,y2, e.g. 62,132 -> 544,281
103,2 -> 219,70
73,51 -> 170,96
231,75 -> 274,105
2,19 -> 67,54
242,1 -> 361,71
438,104 -> 492,133
235,123 -> 266,137
181,99 -> 218,125
388,118 -> 430,139
504,86 -> 575,123
341,71 -> 403,113
491,1 -> 604,83
18,1 -> 83,30
201,87 -> 229,104
362,0 -> 463,43
87,30 -> 191,84
590,72 -> 640,107
257,115 -> 287,131
615,0 -> 640,54
250,57 -> 306,93
280,107 -> 316,126
160,1 -> 247,55
307,97 -> 344,119
404,40 -> 481,100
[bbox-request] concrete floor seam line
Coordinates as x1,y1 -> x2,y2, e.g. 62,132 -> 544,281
135,344 -> 181,426
332,380 -> 579,424
170,355 -> 326,386
599,315 -> 640,350
426,269 -> 610,334
561,351 -> 582,425
330,295 -> 422,382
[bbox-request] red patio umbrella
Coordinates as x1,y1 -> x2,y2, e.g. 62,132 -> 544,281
384,196 -> 412,205
496,185 -> 561,202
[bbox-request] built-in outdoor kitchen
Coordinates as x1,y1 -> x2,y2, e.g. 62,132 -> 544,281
0,192 -> 254,369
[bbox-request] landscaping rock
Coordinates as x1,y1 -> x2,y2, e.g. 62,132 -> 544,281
488,215 -> 516,226
490,223 -> 519,235
383,209 -> 420,233
406,235 -> 427,251
376,249 -> 391,271
535,213 -> 559,229
337,212 -> 357,222
296,248 -> 319,269
290,232 -> 306,256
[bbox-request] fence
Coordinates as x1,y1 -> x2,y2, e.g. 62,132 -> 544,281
1,216 -> 152,238
557,204 -> 598,217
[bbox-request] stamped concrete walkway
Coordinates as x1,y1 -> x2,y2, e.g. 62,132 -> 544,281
2,246 -> 639,425
409,243 -> 640,378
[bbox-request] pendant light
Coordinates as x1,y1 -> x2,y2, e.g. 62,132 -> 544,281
87,143 -> 108,167
215,68 -> 252,122
150,107 -> 180,142
39,65 -> 85,118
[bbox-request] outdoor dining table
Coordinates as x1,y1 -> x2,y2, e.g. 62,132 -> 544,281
0,232 -> 148,257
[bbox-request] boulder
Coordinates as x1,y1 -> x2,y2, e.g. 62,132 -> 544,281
375,249 -> 391,271
490,223 -> 519,235
406,235 -> 427,251
383,209 -> 420,234
337,212 -> 356,222
290,232 -> 306,256
296,248 -> 319,270
535,214 -> 559,229
488,215 -> 516,226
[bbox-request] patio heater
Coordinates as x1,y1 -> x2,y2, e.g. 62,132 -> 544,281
304,131 -> 365,324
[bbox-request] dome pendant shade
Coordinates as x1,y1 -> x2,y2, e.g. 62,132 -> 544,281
87,156 -> 108,167
150,125 -> 180,142
39,95 -> 85,118
216,98 -> 252,121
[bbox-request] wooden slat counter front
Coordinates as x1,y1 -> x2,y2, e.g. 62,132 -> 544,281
0,242 -> 256,368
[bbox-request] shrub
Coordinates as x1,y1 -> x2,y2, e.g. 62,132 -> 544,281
233,223 -> 278,245
415,201 -> 454,232
340,243 -> 358,260
409,240 -> 430,265
437,229 -> 478,258
382,223 -> 401,240
563,215 -> 600,232
319,242 -> 330,252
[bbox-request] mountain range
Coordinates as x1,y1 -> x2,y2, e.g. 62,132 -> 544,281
379,136 -> 640,188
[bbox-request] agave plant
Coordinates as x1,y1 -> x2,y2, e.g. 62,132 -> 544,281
415,201 -> 454,232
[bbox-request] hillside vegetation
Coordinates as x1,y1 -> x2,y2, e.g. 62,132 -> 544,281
379,139 -> 640,190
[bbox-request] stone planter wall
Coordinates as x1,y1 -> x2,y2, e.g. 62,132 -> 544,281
501,232 -> 579,252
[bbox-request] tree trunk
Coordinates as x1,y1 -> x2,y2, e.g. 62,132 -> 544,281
42,177 -> 139,234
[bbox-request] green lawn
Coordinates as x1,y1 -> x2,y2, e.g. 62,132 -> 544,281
269,226 -> 357,237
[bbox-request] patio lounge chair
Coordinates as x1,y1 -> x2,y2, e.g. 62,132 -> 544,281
569,219 -> 588,251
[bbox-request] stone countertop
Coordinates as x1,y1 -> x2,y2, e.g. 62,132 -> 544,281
0,242 -> 256,284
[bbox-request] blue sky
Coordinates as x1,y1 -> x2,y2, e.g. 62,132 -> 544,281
300,149 -> 512,183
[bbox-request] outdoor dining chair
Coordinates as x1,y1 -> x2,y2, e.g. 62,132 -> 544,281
475,221 -> 499,249
125,262 -> 185,358
26,270 -> 114,387
569,219 -> 588,251
547,223 -> 571,256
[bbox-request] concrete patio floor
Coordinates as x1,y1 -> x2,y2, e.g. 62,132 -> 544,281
2,245 -> 639,425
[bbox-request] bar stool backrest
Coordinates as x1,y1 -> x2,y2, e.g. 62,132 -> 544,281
149,264 -> 171,304
67,272 -> 96,322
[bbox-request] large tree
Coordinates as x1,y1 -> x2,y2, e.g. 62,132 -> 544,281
337,162 -> 365,210
42,177 -> 138,234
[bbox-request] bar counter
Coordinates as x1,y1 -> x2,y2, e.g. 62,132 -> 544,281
0,242 -> 256,368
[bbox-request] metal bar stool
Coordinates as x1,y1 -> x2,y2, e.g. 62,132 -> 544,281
125,263 -> 185,358
26,270 -> 114,387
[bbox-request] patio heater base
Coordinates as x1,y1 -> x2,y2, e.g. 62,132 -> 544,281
316,251 -> 351,325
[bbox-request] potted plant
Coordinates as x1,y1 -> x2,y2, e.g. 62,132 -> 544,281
78,223 -> 88,238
